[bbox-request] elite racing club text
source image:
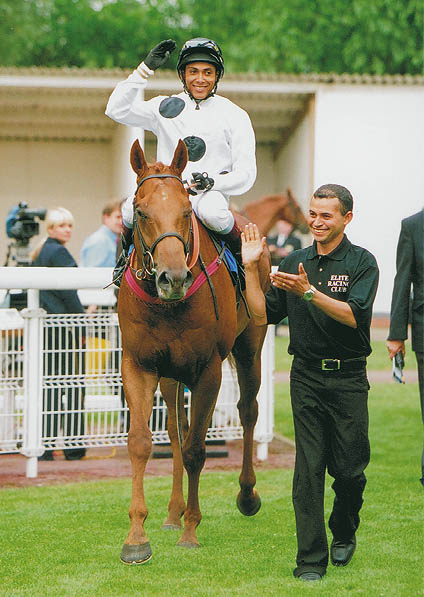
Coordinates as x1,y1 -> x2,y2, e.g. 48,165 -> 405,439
327,274 -> 350,293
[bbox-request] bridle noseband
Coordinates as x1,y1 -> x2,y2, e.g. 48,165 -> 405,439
132,173 -> 192,280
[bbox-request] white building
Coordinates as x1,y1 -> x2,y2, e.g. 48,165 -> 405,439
0,67 -> 423,313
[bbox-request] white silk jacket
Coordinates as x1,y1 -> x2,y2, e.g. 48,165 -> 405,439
105,68 -> 257,197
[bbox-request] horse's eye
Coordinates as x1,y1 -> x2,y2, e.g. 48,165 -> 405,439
136,209 -> 147,220
184,210 -> 192,219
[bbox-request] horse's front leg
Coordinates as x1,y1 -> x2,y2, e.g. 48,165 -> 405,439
120,355 -> 158,564
160,377 -> 187,530
232,328 -> 266,516
177,354 -> 223,548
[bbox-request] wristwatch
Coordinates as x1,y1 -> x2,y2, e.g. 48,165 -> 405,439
302,285 -> 316,302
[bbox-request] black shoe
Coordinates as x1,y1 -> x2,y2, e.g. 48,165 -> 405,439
38,451 -> 54,461
64,449 -> 86,461
330,536 -> 356,566
299,572 -> 322,582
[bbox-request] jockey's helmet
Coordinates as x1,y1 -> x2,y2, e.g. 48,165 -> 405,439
177,38 -> 224,86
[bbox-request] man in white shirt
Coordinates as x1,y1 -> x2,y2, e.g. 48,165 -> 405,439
105,37 -> 257,284
80,200 -> 122,267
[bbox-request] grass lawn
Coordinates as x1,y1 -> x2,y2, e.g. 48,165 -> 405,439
1,376 -> 422,595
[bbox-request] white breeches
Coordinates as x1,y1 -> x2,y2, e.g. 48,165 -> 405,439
122,190 -> 234,234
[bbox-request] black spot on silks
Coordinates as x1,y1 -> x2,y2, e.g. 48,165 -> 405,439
183,136 -> 206,162
159,97 -> 185,118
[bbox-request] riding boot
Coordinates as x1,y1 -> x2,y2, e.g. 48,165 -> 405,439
113,225 -> 133,287
219,222 -> 243,268
218,222 -> 246,292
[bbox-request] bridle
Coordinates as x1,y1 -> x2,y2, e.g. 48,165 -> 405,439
131,173 -> 195,280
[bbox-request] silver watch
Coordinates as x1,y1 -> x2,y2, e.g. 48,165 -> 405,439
302,285 -> 316,302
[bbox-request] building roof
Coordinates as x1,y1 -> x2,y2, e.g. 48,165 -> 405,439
1,67 -> 422,150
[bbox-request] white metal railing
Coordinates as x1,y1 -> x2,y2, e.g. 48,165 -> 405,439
0,267 -> 274,478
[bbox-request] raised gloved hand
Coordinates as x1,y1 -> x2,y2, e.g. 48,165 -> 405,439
191,172 -> 214,192
144,39 -> 176,71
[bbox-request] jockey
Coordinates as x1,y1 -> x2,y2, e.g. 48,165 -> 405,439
105,37 -> 257,285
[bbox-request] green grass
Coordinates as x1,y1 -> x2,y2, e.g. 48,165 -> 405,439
1,380 -> 422,596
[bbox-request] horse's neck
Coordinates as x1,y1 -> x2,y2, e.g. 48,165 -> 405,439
245,195 -> 287,235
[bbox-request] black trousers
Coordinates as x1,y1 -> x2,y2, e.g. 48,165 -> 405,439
290,359 -> 370,577
415,351 -> 423,482
43,327 -> 86,459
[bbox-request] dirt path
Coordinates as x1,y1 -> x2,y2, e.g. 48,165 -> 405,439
0,436 -> 295,489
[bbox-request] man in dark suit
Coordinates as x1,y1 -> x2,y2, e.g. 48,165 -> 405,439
267,219 -> 302,267
386,209 -> 424,485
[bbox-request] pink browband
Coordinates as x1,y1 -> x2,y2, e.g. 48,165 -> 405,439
124,254 -> 223,304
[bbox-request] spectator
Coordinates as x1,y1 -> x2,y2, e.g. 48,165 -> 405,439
386,209 -> 424,485
80,200 -> 123,267
242,184 -> 379,581
267,219 -> 302,266
32,207 -> 86,461
79,200 -> 127,429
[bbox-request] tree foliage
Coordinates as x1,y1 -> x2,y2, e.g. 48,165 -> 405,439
0,0 -> 422,74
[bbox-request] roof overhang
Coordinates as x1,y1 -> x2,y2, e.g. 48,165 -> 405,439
1,67 -> 422,151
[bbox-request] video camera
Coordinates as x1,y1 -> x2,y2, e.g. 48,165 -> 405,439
7,202 -> 47,246
3,202 -> 48,309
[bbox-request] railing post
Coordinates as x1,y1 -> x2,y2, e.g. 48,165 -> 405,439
21,289 -> 45,478
254,325 -> 275,461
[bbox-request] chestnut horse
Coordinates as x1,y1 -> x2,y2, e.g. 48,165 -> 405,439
241,190 -> 309,236
117,139 -> 270,564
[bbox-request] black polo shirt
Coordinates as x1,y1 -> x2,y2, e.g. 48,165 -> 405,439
265,235 -> 379,360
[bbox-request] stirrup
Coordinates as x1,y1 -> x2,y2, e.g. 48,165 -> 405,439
112,252 -> 128,288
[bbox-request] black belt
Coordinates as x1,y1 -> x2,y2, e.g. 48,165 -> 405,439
295,356 -> 366,371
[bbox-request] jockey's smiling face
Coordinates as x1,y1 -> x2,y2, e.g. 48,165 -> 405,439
183,62 -> 217,100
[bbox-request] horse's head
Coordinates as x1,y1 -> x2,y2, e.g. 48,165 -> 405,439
130,139 -> 194,301
283,189 -> 309,234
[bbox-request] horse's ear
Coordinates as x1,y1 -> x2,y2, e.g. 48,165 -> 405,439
170,139 -> 188,176
130,139 -> 148,175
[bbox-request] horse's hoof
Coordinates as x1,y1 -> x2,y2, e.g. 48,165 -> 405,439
177,540 -> 200,549
120,542 -> 152,565
236,490 -> 262,516
162,523 -> 181,531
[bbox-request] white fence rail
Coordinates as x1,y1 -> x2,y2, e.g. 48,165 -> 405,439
0,267 -> 274,478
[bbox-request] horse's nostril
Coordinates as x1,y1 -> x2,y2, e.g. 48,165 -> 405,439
185,270 -> 193,286
157,269 -> 192,291
158,271 -> 172,287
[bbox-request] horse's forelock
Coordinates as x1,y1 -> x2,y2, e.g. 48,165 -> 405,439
147,162 -> 168,174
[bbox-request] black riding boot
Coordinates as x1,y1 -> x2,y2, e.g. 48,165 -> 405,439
113,226 -> 133,287
219,222 -> 243,268
218,222 -> 246,291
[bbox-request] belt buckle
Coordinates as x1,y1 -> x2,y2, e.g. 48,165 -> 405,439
322,359 -> 340,371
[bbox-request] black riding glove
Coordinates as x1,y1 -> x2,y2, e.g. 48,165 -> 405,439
144,39 -> 176,71
191,172 -> 215,193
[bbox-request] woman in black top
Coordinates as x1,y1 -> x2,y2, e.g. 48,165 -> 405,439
32,207 -> 86,461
